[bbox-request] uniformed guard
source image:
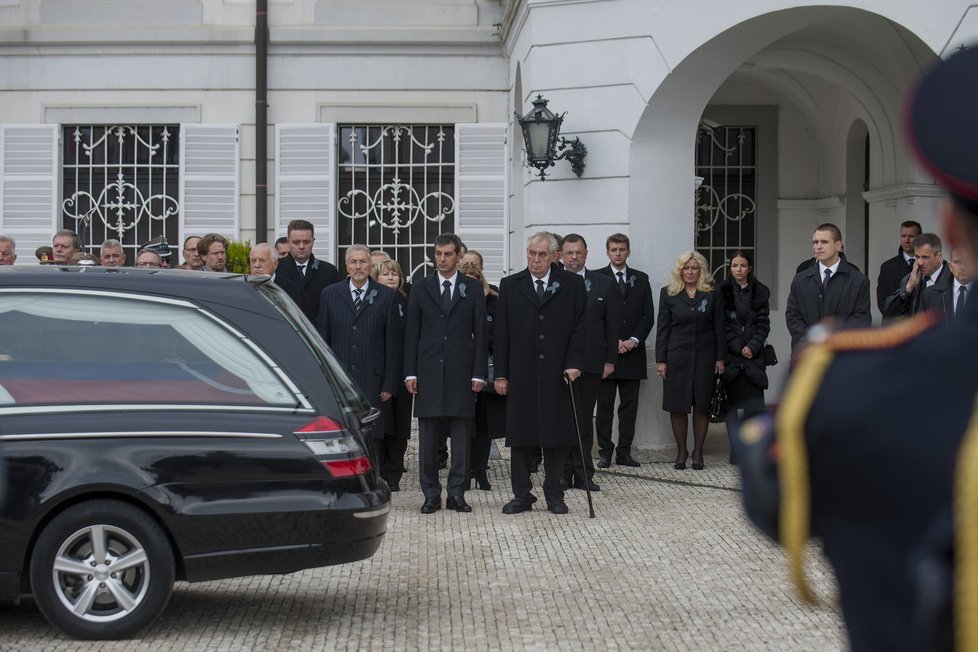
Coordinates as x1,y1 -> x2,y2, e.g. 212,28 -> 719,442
739,46 -> 978,651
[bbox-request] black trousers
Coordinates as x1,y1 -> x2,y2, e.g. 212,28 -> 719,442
511,446 -> 570,503
565,371 -> 600,481
595,378 -> 640,454
419,417 -> 471,499
376,436 -> 409,484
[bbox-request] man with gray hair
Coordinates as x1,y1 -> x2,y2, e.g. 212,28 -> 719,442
0,235 -> 16,265
249,242 -> 302,305
99,239 -> 126,267
494,231 -> 586,515
135,248 -> 163,268
882,232 -> 952,318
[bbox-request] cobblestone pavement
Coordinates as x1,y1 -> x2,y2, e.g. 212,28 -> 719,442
0,427 -> 845,651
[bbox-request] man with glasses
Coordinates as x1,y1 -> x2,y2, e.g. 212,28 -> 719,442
135,249 -> 163,269
0,235 -> 17,266
180,235 -> 204,270
197,233 -> 228,272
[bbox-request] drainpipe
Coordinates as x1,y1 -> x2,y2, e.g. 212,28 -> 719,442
255,0 -> 269,242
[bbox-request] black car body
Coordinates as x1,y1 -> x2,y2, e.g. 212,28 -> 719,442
0,266 -> 390,638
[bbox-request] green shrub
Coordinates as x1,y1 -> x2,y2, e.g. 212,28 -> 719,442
226,239 -> 251,274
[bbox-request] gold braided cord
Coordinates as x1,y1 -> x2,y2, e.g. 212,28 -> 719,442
955,393 -> 978,652
775,343 -> 835,604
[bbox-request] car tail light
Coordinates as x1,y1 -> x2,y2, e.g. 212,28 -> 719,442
294,416 -> 372,478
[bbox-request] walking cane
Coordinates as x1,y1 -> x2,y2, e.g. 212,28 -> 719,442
564,372 -> 596,518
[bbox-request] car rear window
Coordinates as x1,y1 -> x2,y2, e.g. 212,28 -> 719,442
0,292 -> 299,408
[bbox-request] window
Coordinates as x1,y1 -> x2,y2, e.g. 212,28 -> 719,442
336,125 -> 455,281
0,292 -> 296,407
62,125 -> 180,260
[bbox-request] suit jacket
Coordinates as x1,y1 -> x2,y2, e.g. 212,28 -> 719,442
316,279 -> 400,436
494,265 -> 586,447
278,254 -> 340,322
595,264 -> 654,379
579,269 -> 620,375
882,261 -> 952,320
403,271 -> 487,419
877,248 -> 915,321
270,272 -> 303,307
785,259 -> 871,350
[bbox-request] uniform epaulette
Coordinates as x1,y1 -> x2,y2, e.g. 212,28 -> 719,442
825,309 -> 943,352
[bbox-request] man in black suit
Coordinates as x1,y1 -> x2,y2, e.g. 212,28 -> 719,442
559,234 -> 619,492
249,243 -> 303,306
785,223 -> 871,351
494,232 -> 586,515
404,233 -> 487,514
876,220 -> 921,323
594,233 -> 654,468
277,219 -> 340,322
922,246 -> 973,320
316,244 -> 401,482
882,232 -> 951,320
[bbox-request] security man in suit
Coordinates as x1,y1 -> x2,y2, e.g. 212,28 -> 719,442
559,233 -> 619,492
317,244 -> 400,479
277,219 -> 340,321
404,233 -> 487,514
882,232 -> 952,319
494,232 -> 586,515
876,220 -> 922,323
739,46 -> 978,651
594,233 -> 654,468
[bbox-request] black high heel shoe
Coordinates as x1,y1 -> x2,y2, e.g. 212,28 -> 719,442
471,471 -> 492,491
691,451 -> 705,471
674,453 -> 688,470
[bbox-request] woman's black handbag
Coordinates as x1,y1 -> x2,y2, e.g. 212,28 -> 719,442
762,343 -> 778,367
709,375 -> 730,423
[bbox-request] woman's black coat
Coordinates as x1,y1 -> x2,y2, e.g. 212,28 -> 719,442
719,277 -> 771,393
654,287 -> 724,413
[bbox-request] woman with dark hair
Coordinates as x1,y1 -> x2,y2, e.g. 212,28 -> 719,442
372,258 -> 411,490
655,251 -> 725,471
719,251 -> 770,464
459,255 -> 503,490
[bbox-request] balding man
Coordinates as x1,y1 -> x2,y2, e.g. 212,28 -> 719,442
0,235 -> 16,265
249,242 -> 302,306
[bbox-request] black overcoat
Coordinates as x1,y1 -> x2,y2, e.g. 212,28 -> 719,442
882,261 -> 951,319
921,279 -> 957,321
494,266 -> 586,447
581,270 -> 621,374
403,272 -> 487,419
477,291 -> 506,437
390,292 -> 413,438
785,259 -> 872,350
316,279 -> 400,437
876,248 -> 914,321
279,253 -> 340,322
594,265 -> 654,379
654,287 -> 724,413
719,277 -> 771,395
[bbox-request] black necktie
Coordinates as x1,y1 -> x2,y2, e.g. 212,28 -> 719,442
354,288 -> 363,311
536,279 -> 545,303
822,269 -> 832,290
298,263 -> 306,278
908,258 -> 915,270
442,280 -> 452,313
957,285 -> 968,315
617,271 -> 626,296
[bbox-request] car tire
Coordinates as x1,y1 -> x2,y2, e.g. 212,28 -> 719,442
29,499 -> 174,640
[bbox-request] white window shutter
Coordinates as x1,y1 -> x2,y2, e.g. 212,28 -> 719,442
0,124 -> 59,262
275,123 -> 335,262
454,123 -> 508,284
179,124 -> 240,241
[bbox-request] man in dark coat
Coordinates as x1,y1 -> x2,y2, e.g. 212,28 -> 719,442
876,220 -> 921,323
741,48 -> 978,649
558,234 -> 619,492
494,232 -> 586,515
249,242 -> 302,306
404,233 -> 487,514
277,219 -> 340,322
784,223 -> 871,351
882,232 -> 951,319
594,233 -> 654,468
316,244 -> 401,481
922,246 -> 973,321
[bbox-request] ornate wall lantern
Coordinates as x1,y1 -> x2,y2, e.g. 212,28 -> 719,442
516,95 -> 587,180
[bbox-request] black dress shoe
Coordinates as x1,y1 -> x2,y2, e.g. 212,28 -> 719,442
560,475 -> 571,490
616,451 -> 641,467
572,478 -> 600,492
420,497 -> 441,514
388,481 -> 401,492
446,496 -> 472,512
546,499 -> 569,514
502,494 -> 537,514
596,452 -> 612,469
471,471 -> 492,491
692,450 -> 704,470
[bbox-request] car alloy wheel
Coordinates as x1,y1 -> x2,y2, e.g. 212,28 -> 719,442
29,500 -> 174,640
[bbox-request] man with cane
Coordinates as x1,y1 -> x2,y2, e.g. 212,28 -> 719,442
494,232 -> 586,515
